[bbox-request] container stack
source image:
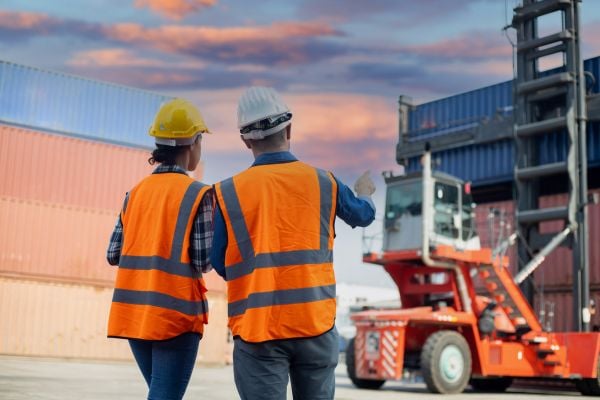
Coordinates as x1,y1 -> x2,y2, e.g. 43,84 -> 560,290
404,57 -> 600,186
0,61 -> 228,364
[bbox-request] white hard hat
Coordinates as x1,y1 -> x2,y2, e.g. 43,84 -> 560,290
237,86 -> 292,140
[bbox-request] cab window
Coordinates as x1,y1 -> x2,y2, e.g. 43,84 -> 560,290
434,182 -> 459,238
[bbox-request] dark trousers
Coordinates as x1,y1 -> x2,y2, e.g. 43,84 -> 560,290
128,332 -> 200,400
233,328 -> 339,400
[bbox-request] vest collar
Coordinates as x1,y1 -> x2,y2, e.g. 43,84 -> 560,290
252,151 -> 298,167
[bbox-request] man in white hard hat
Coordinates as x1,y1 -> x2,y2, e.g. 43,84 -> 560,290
211,86 -> 376,400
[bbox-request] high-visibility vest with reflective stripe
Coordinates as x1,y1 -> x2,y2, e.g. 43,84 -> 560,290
108,173 -> 211,340
214,161 -> 338,342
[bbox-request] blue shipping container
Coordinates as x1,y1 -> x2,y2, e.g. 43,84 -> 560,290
405,56 -> 600,186
0,61 -> 173,148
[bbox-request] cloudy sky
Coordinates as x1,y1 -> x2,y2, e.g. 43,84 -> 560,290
2,0 -> 600,287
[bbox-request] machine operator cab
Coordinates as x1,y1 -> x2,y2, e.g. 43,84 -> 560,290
383,170 -> 480,253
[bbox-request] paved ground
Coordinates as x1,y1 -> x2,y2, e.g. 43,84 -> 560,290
0,355 -> 584,399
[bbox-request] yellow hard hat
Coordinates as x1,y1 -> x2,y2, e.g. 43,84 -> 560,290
149,98 -> 210,146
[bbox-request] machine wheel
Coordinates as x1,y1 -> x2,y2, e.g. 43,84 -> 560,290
421,330 -> 472,394
346,337 -> 386,390
577,356 -> 600,396
470,377 -> 513,392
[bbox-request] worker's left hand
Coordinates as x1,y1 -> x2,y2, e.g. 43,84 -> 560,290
354,170 -> 376,196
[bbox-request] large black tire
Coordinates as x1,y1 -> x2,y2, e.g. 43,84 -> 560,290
577,356 -> 600,396
345,337 -> 386,390
421,330 -> 472,394
470,377 -> 513,392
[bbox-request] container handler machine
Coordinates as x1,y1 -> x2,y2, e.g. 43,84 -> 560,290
347,150 -> 600,395
347,0 -> 600,395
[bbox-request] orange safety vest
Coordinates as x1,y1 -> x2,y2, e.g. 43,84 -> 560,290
107,173 -> 211,340
214,161 -> 338,342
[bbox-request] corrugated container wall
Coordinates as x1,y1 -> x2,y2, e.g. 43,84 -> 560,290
404,56 -> 600,185
0,61 -> 172,148
408,80 -> 512,138
0,124 -> 153,211
533,189 -> 600,288
534,290 -> 600,333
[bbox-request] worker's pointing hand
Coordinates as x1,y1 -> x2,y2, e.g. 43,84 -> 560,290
354,170 -> 376,196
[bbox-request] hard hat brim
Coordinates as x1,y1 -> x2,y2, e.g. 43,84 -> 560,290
155,132 -> 205,146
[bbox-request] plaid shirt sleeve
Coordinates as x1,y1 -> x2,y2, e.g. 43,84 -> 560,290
106,215 -> 123,266
106,194 -> 128,265
190,190 -> 214,273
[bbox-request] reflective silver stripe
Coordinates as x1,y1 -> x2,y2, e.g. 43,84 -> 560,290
226,249 -> 333,281
119,255 -> 201,279
220,178 -> 255,260
228,284 -> 336,317
171,182 -> 206,262
112,288 -> 208,316
316,169 -> 333,251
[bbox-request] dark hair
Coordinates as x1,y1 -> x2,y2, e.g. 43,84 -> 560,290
148,144 -> 187,165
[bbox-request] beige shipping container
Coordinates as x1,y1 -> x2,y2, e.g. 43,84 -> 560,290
0,276 -> 229,364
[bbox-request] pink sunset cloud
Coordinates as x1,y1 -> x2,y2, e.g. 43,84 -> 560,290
134,0 -> 217,20
430,60 -> 513,79
102,21 -> 343,65
288,93 -> 396,142
104,21 -> 340,44
0,11 -> 58,32
0,11 -> 344,66
68,48 -> 165,68
67,48 -> 207,69
407,30 -> 512,61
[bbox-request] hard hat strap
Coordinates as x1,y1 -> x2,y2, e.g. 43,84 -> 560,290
240,113 -> 292,135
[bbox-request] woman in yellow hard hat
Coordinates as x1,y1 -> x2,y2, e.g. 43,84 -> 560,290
105,98 -> 213,400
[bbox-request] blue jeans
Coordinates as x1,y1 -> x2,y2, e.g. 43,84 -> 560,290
128,332 -> 200,400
